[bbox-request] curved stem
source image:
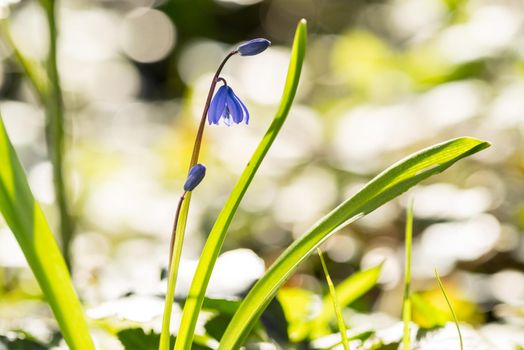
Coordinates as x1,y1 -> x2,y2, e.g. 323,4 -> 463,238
168,192 -> 187,270
188,50 -> 237,169
159,50 -> 238,350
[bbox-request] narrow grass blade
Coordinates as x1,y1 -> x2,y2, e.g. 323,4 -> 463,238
173,19 -> 307,350
306,262 -> 383,340
403,199 -> 414,350
218,137 -> 490,350
0,116 -> 95,350
435,269 -> 463,350
317,249 -> 350,350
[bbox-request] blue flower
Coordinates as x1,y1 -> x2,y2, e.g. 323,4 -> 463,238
184,164 -> 206,191
208,85 -> 249,126
237,38 -> 271,56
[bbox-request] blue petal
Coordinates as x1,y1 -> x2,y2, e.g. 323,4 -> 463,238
226,88 -> 244,124
208,86 -> 228,124
231,93 -> 249,124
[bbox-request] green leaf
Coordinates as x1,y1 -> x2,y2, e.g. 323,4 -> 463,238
0,116 -> 94,349
0,333 -> 49,350
309,262 -> 383,339
217,137 -> 490,350
173,19 -> 307,350
317,249 -> 350,350
402,199 -> 414,350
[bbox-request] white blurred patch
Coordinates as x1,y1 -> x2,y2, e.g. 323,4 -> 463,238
10,2 -> 48,60
0,228 -> 27,268
489,270 -> 524,304
411,183 -> 492,220
175,248 -> 265,298
84,170 -> 178,237
437,5 -> 522,63
332,103 -> 429,173
417,81 -> 485,128
387,0 -> 445,41
0,101 -> 44,146
361,246 -> 400,288
120,7 -> 176,63
480,324 -> 524,349
268,105 -> 324,163
178,40 -> 226,84
208,248 -> 265,297
84,59 -> 141,101
234,47 -> 292,105
60,8 -> 121,62
87,295 -> 166,323
487,82 -> 524,129
28,161 -> 55,205
413,215 -> 500,277
273,167 -> 337,226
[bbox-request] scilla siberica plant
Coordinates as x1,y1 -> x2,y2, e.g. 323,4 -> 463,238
159,38 -> 271,350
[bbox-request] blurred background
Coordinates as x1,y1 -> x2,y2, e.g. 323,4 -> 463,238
1,0 -> 524,347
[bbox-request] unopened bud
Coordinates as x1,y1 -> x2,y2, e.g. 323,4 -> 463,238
183,164 -> 206,191
237,38 -> 271,56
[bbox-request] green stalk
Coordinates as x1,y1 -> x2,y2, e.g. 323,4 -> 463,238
39,0 -> 74,270
158,50 -> 238,350
402,199 -> 414,350
317,249 -> 350,350
435,270 -> 463,350
173,20 -> 307,350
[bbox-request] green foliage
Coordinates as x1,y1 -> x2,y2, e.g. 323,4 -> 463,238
0,334 -> 48,350
118,328 -> 213,350
173,19 -> 308,350
217,137 -> 489,350
402,199 -> 414,350
318,248 -> 350,350
0,116 -> 95,350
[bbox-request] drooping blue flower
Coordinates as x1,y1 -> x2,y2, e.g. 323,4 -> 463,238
184,164 -> 206,191
237,38 -> 271,56
208,85 -> 249,126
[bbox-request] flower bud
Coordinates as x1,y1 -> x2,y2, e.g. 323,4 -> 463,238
237,38 -> 271,56
183,164 -> 206,192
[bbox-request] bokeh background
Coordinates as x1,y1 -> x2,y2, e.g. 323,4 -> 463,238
1,0 -> 524,347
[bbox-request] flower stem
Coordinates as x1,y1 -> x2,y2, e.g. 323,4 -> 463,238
159,50 -> 237,350
41,0 -> 75,271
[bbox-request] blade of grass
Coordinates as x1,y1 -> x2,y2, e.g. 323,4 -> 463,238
435,269 -> 463,350
218,137 -> 490,350
317,248 -> 350,350
0,116 -> 95,350
402,199 -> 414,350
307,262 -> 383,340
173,19 -> 307,350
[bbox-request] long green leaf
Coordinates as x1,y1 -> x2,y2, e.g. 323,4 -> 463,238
218,137 -> 490,350
317,249 -> 350,350
173,19 -> 308,350
403,199 -> 414,350
0,116 -> 95,350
